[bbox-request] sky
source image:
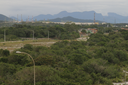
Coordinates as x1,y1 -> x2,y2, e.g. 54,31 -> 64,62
0,0 -> 128,17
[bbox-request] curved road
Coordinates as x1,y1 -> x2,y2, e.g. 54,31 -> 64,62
113,70 -> 128,85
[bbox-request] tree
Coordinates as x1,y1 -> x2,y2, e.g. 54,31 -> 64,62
8,53 -> 29,66
23,44 -> 33,51
34,55 -> 55,65
13,66 -> 62,85
81,29 -> 86,34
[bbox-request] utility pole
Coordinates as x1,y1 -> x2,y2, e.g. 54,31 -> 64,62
32,16 -> 33,23
5,17 -> 6,23
21,14 -> 23,22
125,72 -> 126,85
48,31 -> 49,40
16,51 -> 35,85
17,14 -> 18,23
28,16 -> 29,22
33,30 -> 34,40
4,29 -> 6,42
4,17 -> 6,27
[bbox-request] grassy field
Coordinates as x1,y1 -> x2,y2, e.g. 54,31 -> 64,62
0,36 -> 89,52
0,38 -> 58,52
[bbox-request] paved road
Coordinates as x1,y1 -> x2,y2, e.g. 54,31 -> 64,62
113,70 -> 128,85
113,82 -> 128,85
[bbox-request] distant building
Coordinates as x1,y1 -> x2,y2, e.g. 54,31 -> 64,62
125,25 -> 128,27
102,22 -> 107,24
36,21 -> 102,25
94,22 -> 99,25
79,28 -> 98,37
87,28 -> 98,34
121,28 -> 128,30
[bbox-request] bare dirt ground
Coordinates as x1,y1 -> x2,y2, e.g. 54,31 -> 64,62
0,36 -> 89,52
0,38 -> 57,52
77,36 -> 89,41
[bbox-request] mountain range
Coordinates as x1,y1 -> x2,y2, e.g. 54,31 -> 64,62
33,11 -> 128,23
1,11 -> 128,23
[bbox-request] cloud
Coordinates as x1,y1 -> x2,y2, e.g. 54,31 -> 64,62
0,0 -> 128,16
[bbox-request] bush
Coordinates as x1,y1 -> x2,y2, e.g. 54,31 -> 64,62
34,55 -> 55,66
0,49 -> 10,57
2,49 -> 10,56
0,57 -> 8,63
0,62 -> 17,77
23,44 -> 33,51
13,66 -> 62,85
8,53 -> 29,66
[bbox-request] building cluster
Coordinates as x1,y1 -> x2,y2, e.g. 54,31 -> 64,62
78,28 -> 98,37
121,28 -> 128,30
79,28 -> 97,34
86,28 -> 98,34
52,22 -> 99,25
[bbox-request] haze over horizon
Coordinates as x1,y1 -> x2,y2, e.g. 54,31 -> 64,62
0,0 -> 128,17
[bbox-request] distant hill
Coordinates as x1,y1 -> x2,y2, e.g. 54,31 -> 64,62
33,11 -> 128,23
0,14 -> 12,21
33,11 -> 100,21
9,11 -> 128,23
47,16 -> 103,23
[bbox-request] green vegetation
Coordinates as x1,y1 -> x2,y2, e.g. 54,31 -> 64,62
0,23 -> 80,41
0,28 -> 128,85
1,22 -> 128,85
81,29 -> 87,34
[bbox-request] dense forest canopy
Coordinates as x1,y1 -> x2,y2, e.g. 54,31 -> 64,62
0,23 -> 128,84
0,23 -> 81,41
0,22 -> 123,41
0,27 -> 128,84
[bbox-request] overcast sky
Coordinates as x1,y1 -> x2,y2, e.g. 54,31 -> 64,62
0,0 -> 128,17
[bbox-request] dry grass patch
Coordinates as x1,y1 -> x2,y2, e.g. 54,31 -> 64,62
0,38 -> 58,52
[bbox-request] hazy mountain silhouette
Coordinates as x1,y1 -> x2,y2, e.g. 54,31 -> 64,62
0,14 -> 12,21
7,11 -> 128,23
34,11 -> 100,21
103,13 -> 128,23
33,11 -> 128,23
47,16 -> 103,23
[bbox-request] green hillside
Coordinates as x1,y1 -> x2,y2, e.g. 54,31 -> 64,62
48,16 -> 103,23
